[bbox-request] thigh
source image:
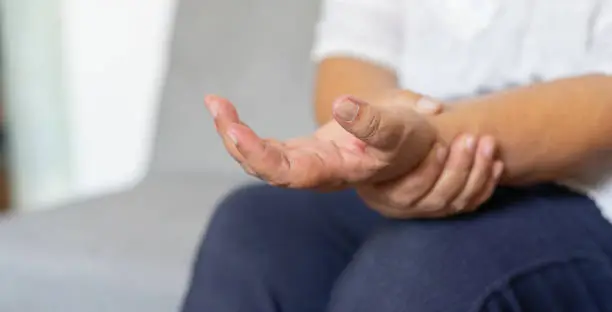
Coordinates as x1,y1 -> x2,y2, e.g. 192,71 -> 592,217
182,184 -> 382,312
329,185 -> 612,312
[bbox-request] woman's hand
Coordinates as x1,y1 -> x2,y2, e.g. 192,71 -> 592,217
205,93 -> 440,189
357,134 -> 504,219
323,93 -> 504,217
206,92 -> 504,218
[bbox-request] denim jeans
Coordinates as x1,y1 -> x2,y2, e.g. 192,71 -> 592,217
182,184 -> 612,312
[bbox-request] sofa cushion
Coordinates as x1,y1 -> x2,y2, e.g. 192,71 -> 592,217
0,173 -> 248,312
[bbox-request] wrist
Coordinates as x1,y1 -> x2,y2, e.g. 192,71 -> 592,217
426,114 -> 454,146
426,102 -> 486,146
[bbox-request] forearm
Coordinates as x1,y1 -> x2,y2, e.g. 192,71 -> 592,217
430,74 -> 612,185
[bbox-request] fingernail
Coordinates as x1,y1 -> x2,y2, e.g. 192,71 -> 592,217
333,98 -> 359,122
436,145 -> 448,163
416,96 -> 442,114
206,97 -> 219,118
227,130 -> 238,145
464,135 -> 476,151
480,139 -> 495,159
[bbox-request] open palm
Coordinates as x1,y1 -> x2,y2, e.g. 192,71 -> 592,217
206,95 -> 436,189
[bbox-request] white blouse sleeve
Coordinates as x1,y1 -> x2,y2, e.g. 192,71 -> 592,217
311,0 -> 405,72
583,1 -> 612,74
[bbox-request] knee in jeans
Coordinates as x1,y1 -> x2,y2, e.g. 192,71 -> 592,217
329,205 -> 605,312
205,184 -> 276,244
329,220 -> 512,312
201,184 -> 319,260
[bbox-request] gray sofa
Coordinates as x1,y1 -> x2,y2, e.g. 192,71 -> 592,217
0,0 -> 320,311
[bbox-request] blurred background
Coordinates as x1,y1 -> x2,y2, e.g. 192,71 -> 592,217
0,0 -> 316,310
1,0 -> 176,212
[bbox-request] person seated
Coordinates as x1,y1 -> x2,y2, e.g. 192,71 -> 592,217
182,1 -> 612,311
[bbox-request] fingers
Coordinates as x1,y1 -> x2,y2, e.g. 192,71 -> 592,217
332,95 -> 438,182
205,95 -> 245,163
450,136 -> 496,212
205,95 -> 293,183
356,143 -> 447,217
228,122 -> 352,188
466,161 -> 504,210
416,134 -> 477,211
205,94 -> 240,122
214,117 -> 245,163
356,133 -> 504,220
330,94 -> 442,149
226,123 -> 294,186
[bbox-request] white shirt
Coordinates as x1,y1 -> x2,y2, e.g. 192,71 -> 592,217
312,0 -> 612,222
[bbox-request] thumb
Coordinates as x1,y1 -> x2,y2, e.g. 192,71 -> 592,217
332,96 -> 406,150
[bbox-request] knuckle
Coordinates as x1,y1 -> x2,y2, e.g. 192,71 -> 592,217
360,111 -> 381,140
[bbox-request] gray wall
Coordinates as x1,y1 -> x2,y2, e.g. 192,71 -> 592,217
151,0 -> 321,175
